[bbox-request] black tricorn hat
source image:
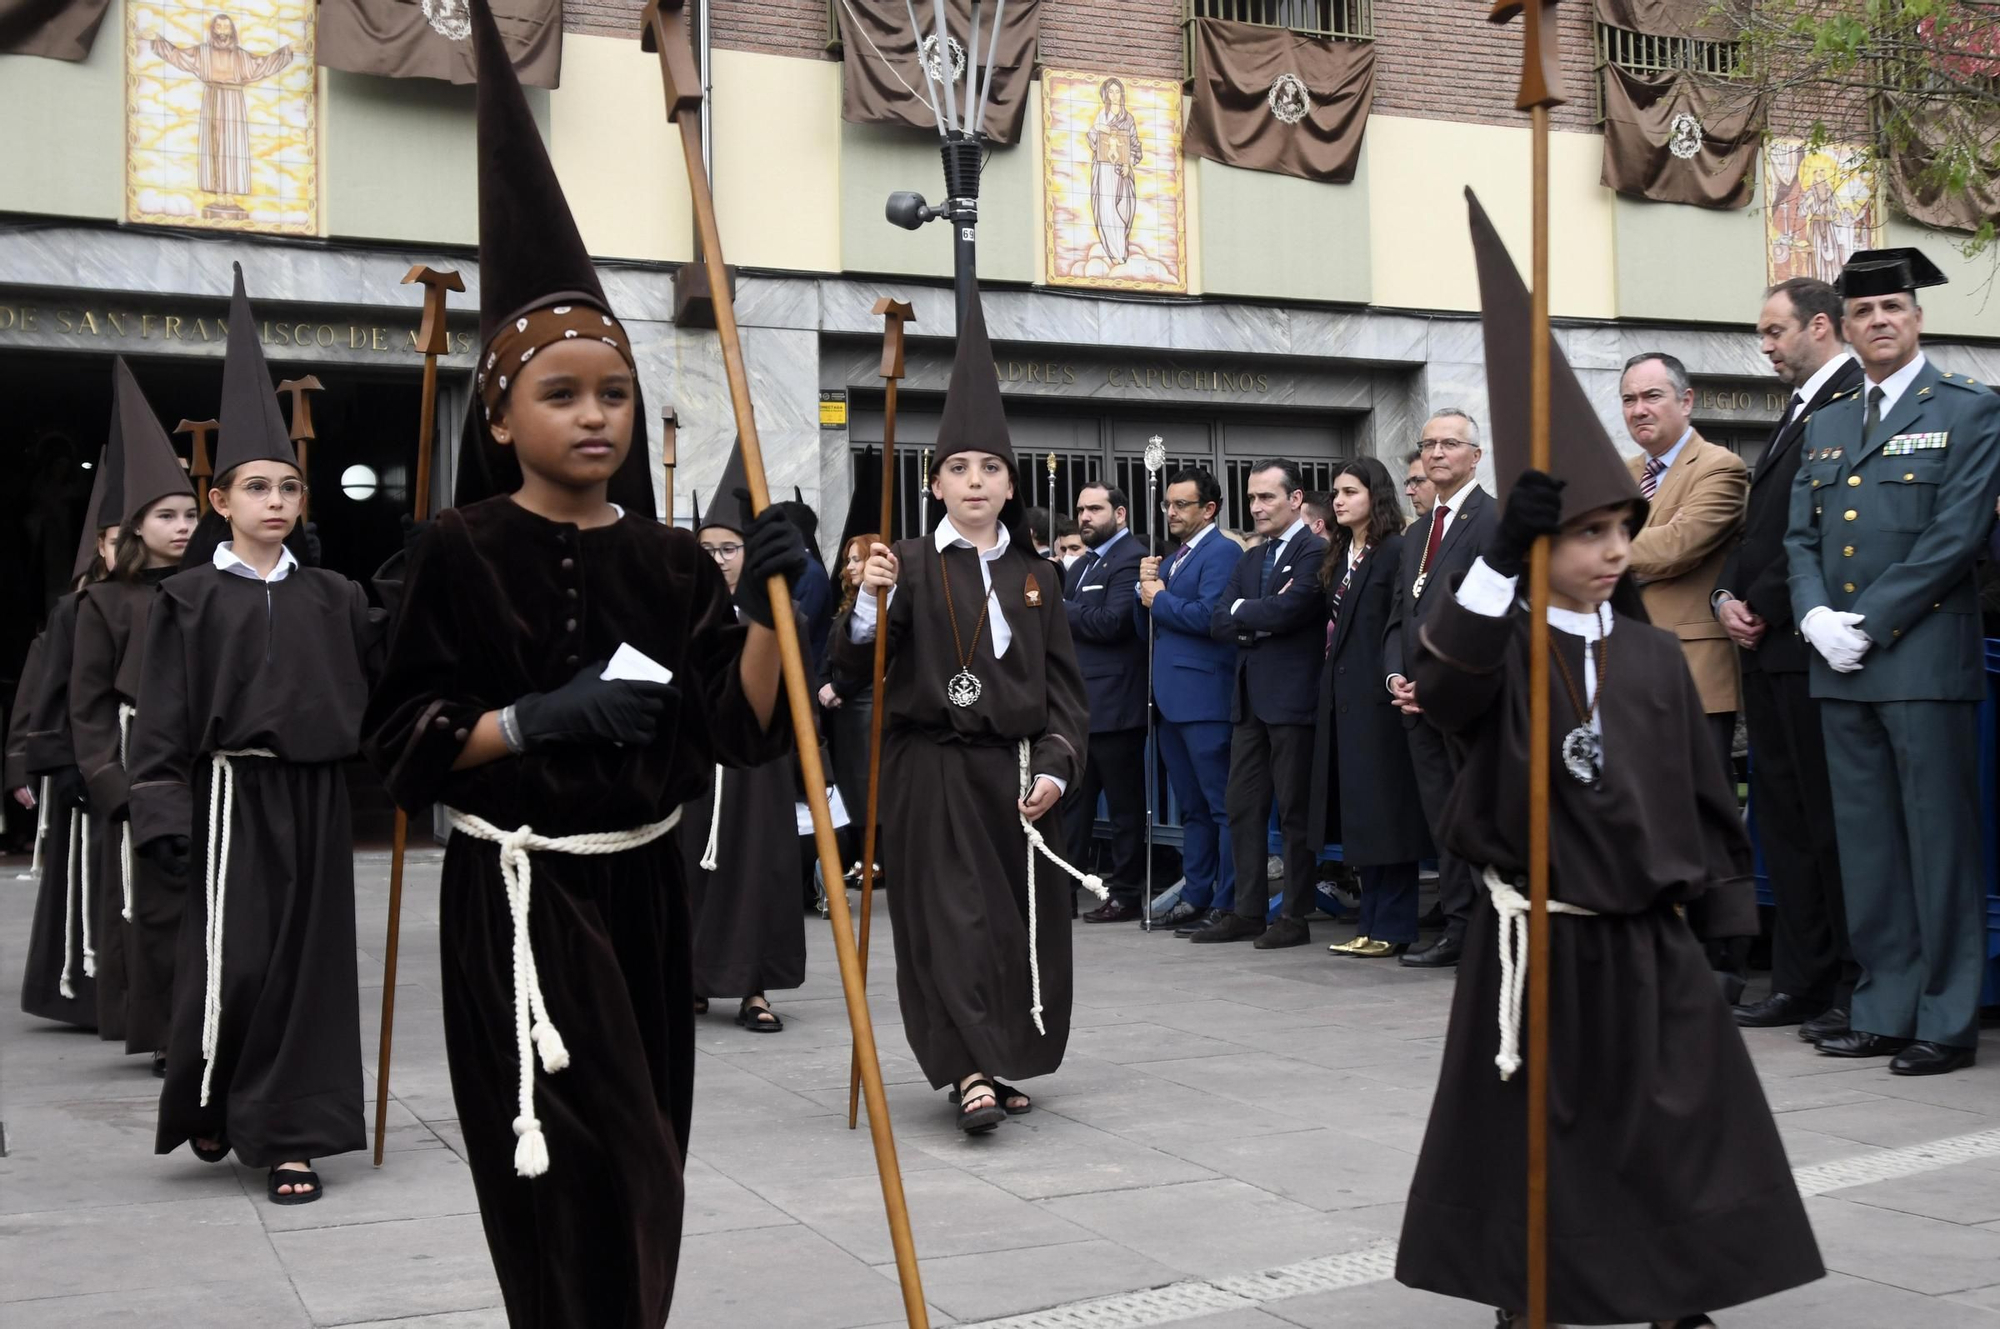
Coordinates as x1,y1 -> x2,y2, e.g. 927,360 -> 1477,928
112,357 -> 194,524
930,294 -> 1029,541
1836,247 -> 1948,299
213,264 -> 299,479
1467,188 -> 1645,530
69,432 -> 123,584
692,441 -> 750,536
455,0 -> 656,518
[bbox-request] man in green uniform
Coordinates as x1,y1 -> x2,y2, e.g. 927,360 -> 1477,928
1784,247 -> 2000,1076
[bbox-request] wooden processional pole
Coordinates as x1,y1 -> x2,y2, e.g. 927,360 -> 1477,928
374,264 -> 463,1167
848,298 -> 912,1130
1490,1 -> 1561,1323
639,4 -> 928,1323
660,409 -> 679,519
177,419 -> 218,513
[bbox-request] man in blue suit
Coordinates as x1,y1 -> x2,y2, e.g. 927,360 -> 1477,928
1192,460 -> 1330,949
1064,483 -> 1151,921
1137,467 -> 1240,936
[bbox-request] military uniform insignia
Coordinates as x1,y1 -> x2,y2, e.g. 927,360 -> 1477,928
1881,431 -> 1948,456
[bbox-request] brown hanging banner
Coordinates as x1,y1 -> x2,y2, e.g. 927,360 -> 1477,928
1182,17 -> 1376,185
0,0 -> 112,61
1883,95 -> 2000,235
1591,0 -> 1729,40
1599,65 -> 1762,210
833,0 -> 1041,146
318,0 -> 562,89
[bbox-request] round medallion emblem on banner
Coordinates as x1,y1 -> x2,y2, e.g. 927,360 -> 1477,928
423,0 -> 472,40
1267,73 -> 1311,124
1667,112 -> 1703,160
919,34 -> 968,86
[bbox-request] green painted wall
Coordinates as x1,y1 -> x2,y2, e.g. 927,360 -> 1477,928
1612,176 -> 1766,325
1195,148 -> 1372,305
838,120 -> 1036,283
1883,215 -> 1994,340
0,0 -> 125,221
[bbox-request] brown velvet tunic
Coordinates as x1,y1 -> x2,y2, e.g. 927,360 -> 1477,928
831,536 -> 1088,1091
1394,588 -> 1823,1324
130,561 -> 376,1169
362,497 -> 786,1329
16,597 -> 98,1029
71,570 -> 179,1053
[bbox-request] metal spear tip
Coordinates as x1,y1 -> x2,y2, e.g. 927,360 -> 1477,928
886,191 -> 933,231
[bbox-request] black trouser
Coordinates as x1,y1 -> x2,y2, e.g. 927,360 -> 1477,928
1064,726 -> 1148,906
1405,717 -> 1475,935
1225,718 -> 1317,922
1742,668 -> 1853,1007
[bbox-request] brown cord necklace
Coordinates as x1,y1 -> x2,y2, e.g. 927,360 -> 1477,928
1549,605 -> 1609,786
939,551 -> 993,707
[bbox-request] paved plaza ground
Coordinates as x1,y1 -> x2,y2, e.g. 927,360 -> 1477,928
3,846 -> 1998,1328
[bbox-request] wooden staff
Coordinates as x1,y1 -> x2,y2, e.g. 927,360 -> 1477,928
277,376 -> 324,478
660,408 -> 679,519
1490,2 -> 1561,1324
639,5 -> 928,1323
177,419 -> 217,513
848,298 -> 912,1130
374,263 -> 462,1168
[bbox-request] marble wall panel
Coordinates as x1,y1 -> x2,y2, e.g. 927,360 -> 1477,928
733,276 -> 821,332
1167,301 -> 1290,357
1095,300 -> 1173,353
1561,324 -> 1625,372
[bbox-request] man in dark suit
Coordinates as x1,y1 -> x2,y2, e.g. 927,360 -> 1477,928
1716,277 -> 1863,1033
1192,460 -> 1329,948
1382,408 -> 1496,968
1064,482 -> 1150,921
1785,247 -> 2000,1076
1137,467 -> 1239,936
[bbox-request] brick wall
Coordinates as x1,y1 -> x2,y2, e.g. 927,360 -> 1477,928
1040,0 -> 1182,79
1372,0 -> 1602,133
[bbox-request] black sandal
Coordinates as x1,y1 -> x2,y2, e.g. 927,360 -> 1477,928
950,1078 -> 1006,1133
190,1137 -> 230,1163
735,997 -> 783,1032
989,1078 -> 1032,1115
268,1166 -> 322,1205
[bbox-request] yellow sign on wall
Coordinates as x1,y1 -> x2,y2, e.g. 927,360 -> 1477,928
1042,68 -> 1188,294
126,0 -> 317,234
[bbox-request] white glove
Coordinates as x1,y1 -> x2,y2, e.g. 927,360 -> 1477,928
1799,606 -> 1871,673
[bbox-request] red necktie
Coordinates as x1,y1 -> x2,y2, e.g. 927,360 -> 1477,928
1423,502 -> 1449,570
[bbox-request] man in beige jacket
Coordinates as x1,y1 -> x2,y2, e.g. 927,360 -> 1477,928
1621,351 -> 1750,779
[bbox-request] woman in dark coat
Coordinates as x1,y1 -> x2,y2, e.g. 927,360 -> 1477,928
1307,458 -> 1433,958
820,532 -> 879,873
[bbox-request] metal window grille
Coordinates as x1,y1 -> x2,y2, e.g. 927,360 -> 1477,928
1223,457 -> 1341,539
1594,21 -> 1743,122
1184,0 -> 1374,82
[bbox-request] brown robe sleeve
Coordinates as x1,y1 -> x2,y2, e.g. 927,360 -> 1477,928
6,634 -> 45,791
1678,655 -> 1758,939
21,594 -> 80,776
1411,583 -> 1515,735
68,589 -> 130,817
127,587 -> 193,848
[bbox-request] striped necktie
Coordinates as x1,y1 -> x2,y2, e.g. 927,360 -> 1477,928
1640,457 -> 1666,500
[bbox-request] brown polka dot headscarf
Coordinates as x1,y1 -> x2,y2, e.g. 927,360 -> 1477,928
477,298 -> 637,420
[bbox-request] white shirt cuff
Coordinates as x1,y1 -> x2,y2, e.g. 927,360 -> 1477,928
1454,558 -> 1518,619
1035,773 -> 1067,796
848,585 -> 894,642
1229,597 -> 1244,614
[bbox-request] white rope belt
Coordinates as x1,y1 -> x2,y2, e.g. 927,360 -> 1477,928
118,703 -> 137,922
1016,740 -> 1107,1035
445,805 -> 684,1179
1482,865 -> 1598,1082
59,808 -> 96,997
20,775 -> 49,880
698,764 -> 723,871
200,748 -> 277,1107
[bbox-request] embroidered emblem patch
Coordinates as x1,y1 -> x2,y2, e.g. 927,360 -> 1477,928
1025,575 -> 1042,607
1880,432 -> 1948,456
1667,112 -> 1703,160
1267,73 -> 1311,125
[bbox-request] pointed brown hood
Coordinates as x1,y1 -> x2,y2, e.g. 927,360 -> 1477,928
930,295 -> 1028,541
1466,188 -> 1643,529
69,435 -> 122,585
111,357 -> 194,523
455,0 -> 655,517
213,264 -> 299,479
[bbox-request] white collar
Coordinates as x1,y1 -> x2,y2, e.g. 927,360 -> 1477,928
1864,350 -> 1928,415
1269,516 -> 1307,548
1790,350 -> 1855,414
934,515 -> 1010,562
213,540 -> 298,583
1548,601 -> 1615,641
1091,526 -> 1131,556
1180,521 -> 1218,551
1645,427 -> 1695,474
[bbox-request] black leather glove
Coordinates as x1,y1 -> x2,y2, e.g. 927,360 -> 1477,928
141,835 -> 193,880
1487,469 -> 1567,578
731,489 -> 810,629
51,766 -> 89,810
512,661 -> 679,749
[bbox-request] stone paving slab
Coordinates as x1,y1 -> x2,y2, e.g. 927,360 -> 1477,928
4,847 -> 1998,1327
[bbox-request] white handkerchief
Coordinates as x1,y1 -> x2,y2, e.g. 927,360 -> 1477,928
602,642 -> 675,685
797,786 -> 851,834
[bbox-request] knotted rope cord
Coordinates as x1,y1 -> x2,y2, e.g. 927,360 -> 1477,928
1016,740 -> 1107,1035
699,765 -> 723,871
58,812 -> 90,997
118,703 -> 137,921
23,775 -> 50,879
200,748 -> 276,1107
444,805 -> 683,1178
1482,865 -> 1597,1081
78,811 -> 95,977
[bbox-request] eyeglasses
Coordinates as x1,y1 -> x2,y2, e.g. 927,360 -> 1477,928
234,478 -> 307,500
1161,498 -> 1206,513
700,542 -> 744,560
1417,438 -> 1472,455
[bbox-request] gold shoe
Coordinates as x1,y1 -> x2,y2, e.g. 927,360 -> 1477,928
1327,935 -> 1371,954
1348,939 -> 1407,958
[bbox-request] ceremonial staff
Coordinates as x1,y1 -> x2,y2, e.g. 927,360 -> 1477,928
848,297 -> 912,1131
639,4 -> 928,1322
277,376 -> 324,478
660,408 -> 679,518
373,263 -> 463,1169
177,418 -> 217,514
1140,436 -> 1165,930
1046,451 -> 1057,549
1490,1 -> 1561,1322
918,445 -> 931,531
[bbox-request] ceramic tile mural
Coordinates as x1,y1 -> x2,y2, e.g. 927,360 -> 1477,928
126,0 -> 317,234
1042,68 -> 1187,294
1764,138 -> 1882,287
